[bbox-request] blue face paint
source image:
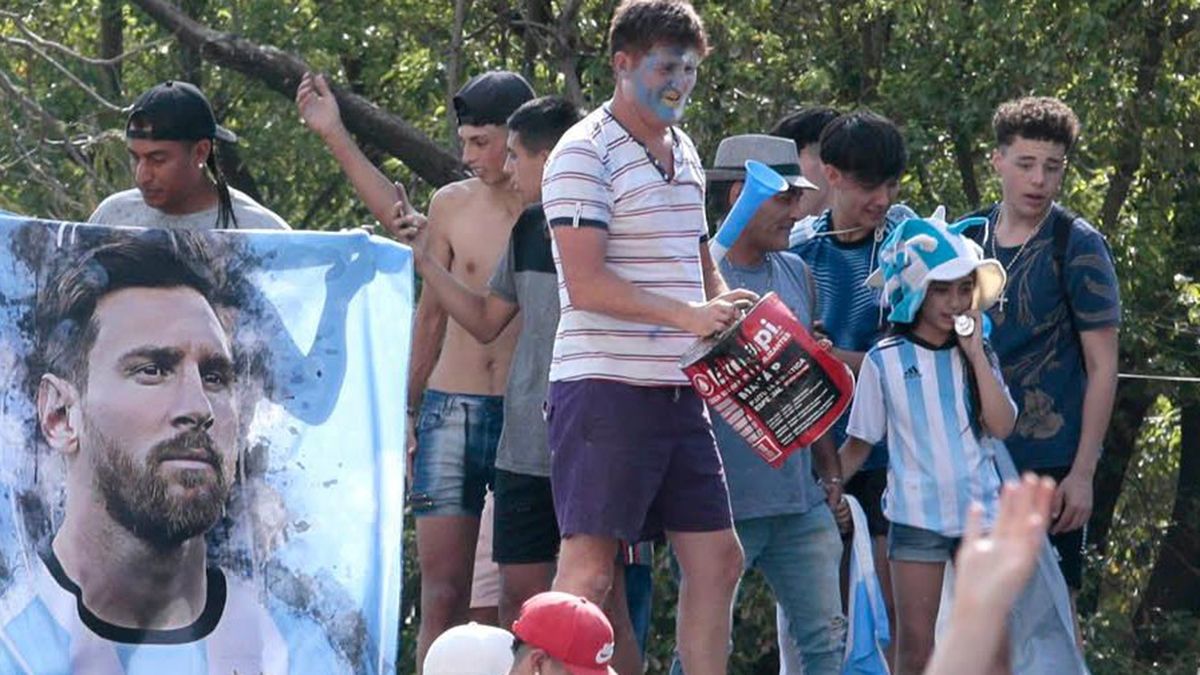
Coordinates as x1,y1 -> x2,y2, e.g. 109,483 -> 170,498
628,46 -> 700,124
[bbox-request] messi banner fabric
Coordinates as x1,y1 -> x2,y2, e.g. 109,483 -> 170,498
0,215 -> 412,674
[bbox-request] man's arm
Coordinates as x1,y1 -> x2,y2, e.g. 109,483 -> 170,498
699,241 -> 730,300
405,191 -> 457,414
296,72 -> 425,233
812,433 -> 843,508
1053,325 -> 1118,534
413,247 -> 519,344
554,225 -> 755,336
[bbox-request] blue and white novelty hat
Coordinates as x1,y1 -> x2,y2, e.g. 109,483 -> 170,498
865,206 -> 1006,324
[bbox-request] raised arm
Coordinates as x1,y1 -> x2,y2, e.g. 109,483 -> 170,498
296,72 -> 427,233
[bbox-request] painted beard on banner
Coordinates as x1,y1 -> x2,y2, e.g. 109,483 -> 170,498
629,46 -> 700,125
89,420 -> 233,550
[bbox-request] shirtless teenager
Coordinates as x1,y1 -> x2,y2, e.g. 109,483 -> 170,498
297,70 -> 534,670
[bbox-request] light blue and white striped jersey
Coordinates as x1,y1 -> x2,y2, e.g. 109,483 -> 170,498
846,334 -> 1012,536
0,552 -> 344,674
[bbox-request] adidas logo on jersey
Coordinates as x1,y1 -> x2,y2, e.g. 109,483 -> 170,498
903,365 -> 922,380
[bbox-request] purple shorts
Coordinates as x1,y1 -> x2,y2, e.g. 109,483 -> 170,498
547,379 -> 733,543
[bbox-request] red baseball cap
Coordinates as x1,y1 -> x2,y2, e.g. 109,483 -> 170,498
512,592 -> 616,675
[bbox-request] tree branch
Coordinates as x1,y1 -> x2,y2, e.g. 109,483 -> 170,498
0,36 -> 125,112
126,0 -> 465,187
0,10 -> 167,67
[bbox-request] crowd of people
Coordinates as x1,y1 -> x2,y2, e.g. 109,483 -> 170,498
28,0 -> 1122,673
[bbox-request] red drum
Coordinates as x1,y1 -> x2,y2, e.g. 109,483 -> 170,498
679,292 -> 855,468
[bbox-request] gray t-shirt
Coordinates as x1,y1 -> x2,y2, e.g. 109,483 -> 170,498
716,250 -> 827,520
88,187 -> 290,230
487,204 -> 559,477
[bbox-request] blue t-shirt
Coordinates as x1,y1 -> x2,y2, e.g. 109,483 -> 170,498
967,203 -> 1121,470
715,251 -> 826,519
789,204 -> 918,469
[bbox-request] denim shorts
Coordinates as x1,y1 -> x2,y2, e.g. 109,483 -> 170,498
409,389 -> 503,518
888,522 -> 962,563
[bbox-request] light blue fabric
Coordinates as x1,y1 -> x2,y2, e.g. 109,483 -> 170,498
777,496 -> 889,675
0,215 -> 412,674
992,440 -> 1091,674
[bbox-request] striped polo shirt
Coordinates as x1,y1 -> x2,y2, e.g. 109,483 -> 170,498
846,334 -> 1013,536
542,103 -> 707,386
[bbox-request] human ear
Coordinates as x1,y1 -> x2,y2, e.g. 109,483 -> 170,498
37,374 -> 81,456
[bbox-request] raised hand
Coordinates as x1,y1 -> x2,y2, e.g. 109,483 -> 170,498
296,72 -> 345,140
953,473 -> 1056,615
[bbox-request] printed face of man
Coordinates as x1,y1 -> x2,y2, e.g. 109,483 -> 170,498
505,131 -> 549,206
77,285 -> 238,548
127,138 -> 210,215
619,44 -> 701,125
991,136 -> 1068,223
459,124 -> 512,186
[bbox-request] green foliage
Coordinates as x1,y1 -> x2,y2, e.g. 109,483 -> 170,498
2,1 -> 1198,672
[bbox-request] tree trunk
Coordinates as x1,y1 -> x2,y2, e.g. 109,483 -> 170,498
178,0 -> 206,86
98,0 -> 124,97
1134,401 -> 1200,660
1097,0 -> 1167,232
445,0 -> 472,149
127,0 -> 464,187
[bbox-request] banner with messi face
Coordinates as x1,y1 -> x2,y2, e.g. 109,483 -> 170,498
0,214 -> 411,674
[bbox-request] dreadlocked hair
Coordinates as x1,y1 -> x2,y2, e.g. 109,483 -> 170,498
206,143 -> 238,229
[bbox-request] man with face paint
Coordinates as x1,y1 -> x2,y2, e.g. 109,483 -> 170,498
298,69 -> 534,670
540,2 -> 755,674
0,232 -> 341,674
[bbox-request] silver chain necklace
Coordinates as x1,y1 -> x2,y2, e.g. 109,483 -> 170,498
989,206 -> 1052,315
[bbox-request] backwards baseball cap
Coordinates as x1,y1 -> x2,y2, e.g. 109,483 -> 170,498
866,207 -> 1006,324
453,71 -> 535,127
512,592 -> 616,675
707,134 -> 817,191
125,80 -> 238,144
422,622 -> 515,675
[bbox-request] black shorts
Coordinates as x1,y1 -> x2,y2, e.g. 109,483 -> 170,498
846,468 -> 889,537
1036,465 -> 1085,590
493,469 -> 560,565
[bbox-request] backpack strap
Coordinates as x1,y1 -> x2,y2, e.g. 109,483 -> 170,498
1050,206 -> 1079,333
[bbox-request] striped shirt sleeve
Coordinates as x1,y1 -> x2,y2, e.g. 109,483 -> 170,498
542,138 -> 612,229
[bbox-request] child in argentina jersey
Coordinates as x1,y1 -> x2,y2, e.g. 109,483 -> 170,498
837,209 -> 1017,675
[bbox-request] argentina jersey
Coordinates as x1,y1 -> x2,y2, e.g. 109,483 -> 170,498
846,334 -> 1011,536
0,551 -> 343,675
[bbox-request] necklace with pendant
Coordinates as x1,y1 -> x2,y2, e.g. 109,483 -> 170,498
990,206 -> 1051,316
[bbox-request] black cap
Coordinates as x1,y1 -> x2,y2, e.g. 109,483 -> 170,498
125,80 -> 238,144
453,71 -> 535,127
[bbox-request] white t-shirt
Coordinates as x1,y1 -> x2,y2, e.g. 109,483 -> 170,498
541,103 -> 708,386
88,188 -> 290,230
